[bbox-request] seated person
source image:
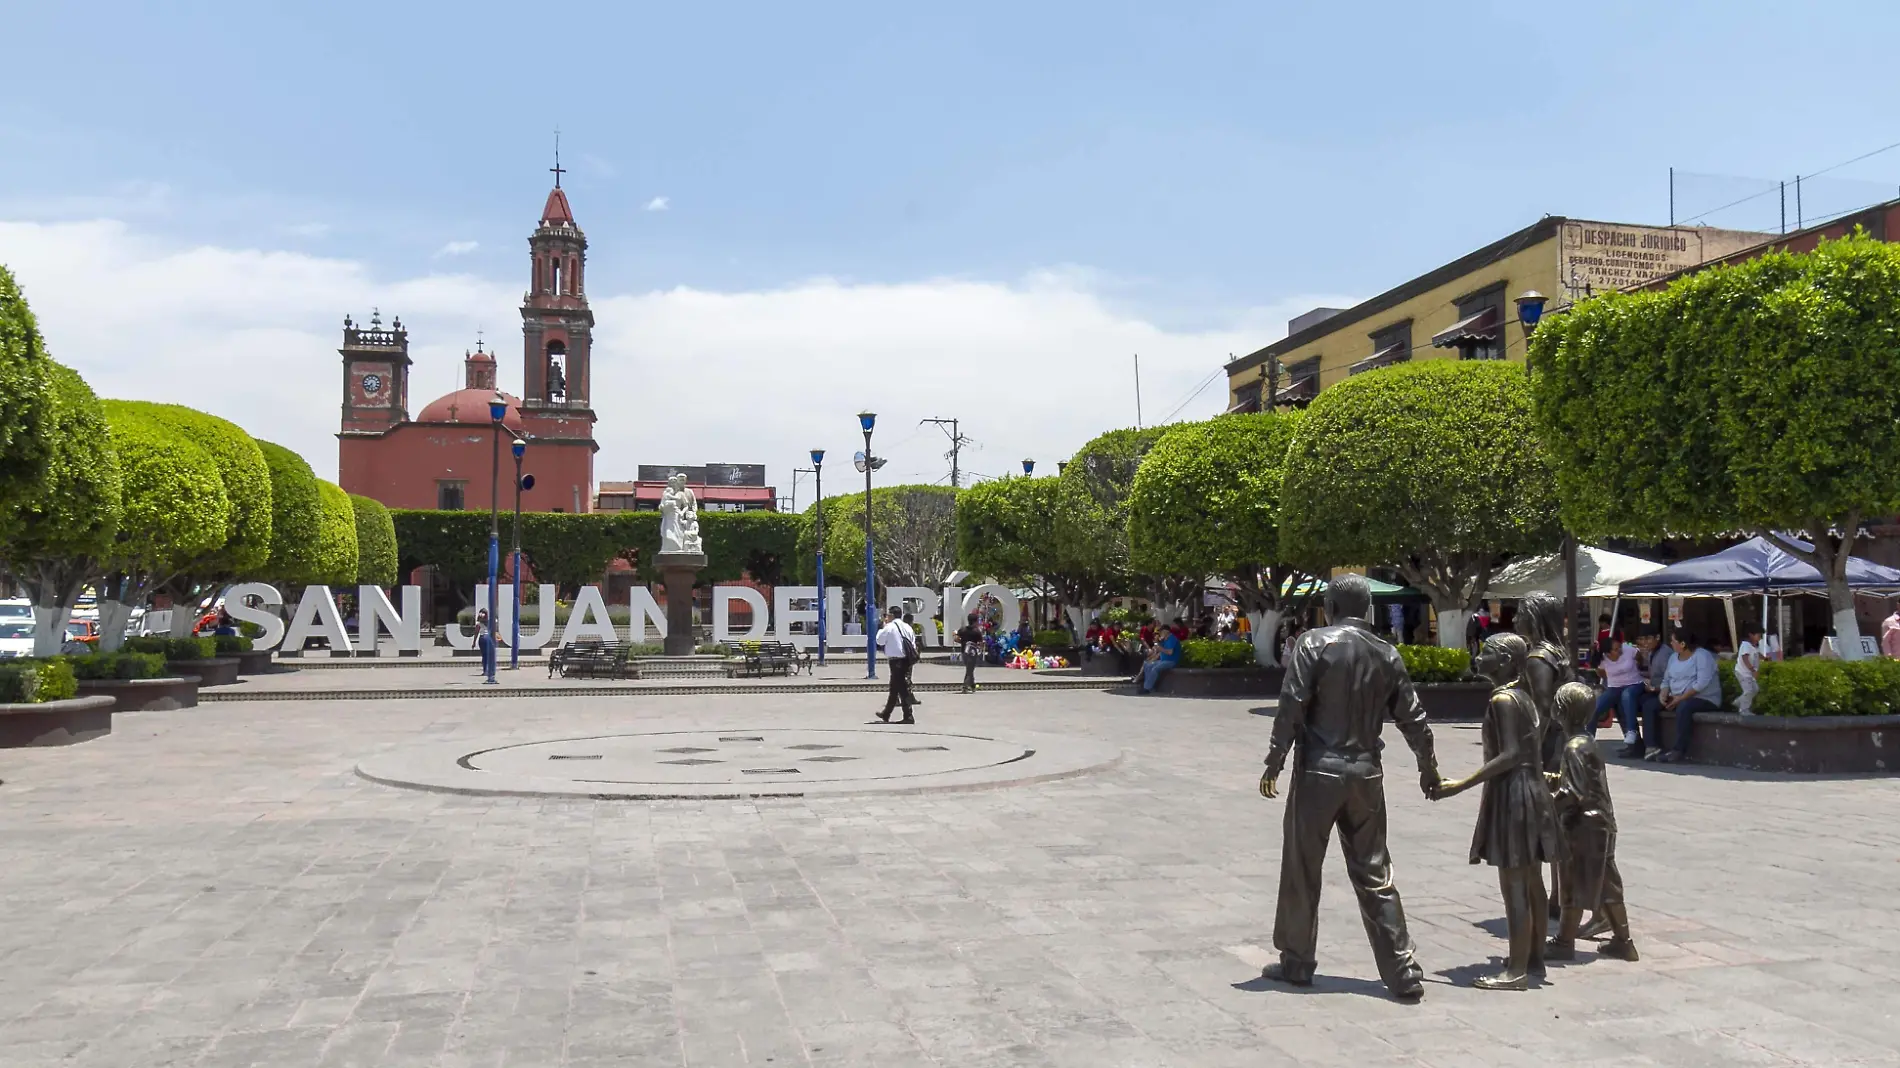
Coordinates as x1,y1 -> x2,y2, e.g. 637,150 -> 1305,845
1639,628 -> 1721,764
1139,624 -> 1184,693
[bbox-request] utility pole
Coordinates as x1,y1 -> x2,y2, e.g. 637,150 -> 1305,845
790,467 -> 816,513
1134,354 -> 1144,428
919,417 -> 971,488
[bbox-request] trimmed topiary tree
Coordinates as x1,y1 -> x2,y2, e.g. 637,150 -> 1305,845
1129,411 -> 1310,665
1058,425 -> 1179,618
0,265 -> 55,546
312,480 -> 360,589
255,440 -> 324,585
1530,233 -> 1900,657
1281,360 -> 1560,647
350,494 -> 398,587
95,402 -> 231,650
956,475 -> 1119,636
2,363 -> 124,655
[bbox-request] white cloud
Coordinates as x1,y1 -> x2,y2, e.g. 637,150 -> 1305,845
0,217 -> 1341,496
434,239 -> 480,257
642,196 -> 669,212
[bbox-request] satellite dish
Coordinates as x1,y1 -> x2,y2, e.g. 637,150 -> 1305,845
520,473 -> 536,490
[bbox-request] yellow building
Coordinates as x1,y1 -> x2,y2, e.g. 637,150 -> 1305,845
1224,216 -> 1772,410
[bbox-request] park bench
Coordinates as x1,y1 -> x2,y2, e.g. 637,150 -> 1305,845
548,641 -> 638,679
727,641 -> 811,678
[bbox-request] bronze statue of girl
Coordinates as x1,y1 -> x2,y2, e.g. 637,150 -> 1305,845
1434,631 -> 1564,990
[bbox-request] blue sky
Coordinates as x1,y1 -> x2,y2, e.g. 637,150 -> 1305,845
4,1 -> 1899,486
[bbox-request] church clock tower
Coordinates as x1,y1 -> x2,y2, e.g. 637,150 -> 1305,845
339,309 -> 410,432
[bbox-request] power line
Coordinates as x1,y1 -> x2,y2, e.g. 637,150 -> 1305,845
1679,137 -> 1900,226
919,417 -> 973,488
1158,365 -> 1225,425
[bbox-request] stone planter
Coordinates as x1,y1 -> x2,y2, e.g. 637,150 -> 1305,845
0,695 -> 115,748
76,675 -> 199,712
231,649 -> 276,675
1415,682 -> 1491,721
1654,709 -> 1900,774
168,657 -> 239,687
1154,666 -> 1284,698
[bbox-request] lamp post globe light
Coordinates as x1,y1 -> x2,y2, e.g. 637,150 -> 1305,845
858,411 -> 877,679
810,448 -> 827,667
509,438 -> 531,671
1022,458 -> 1035,476
484,394 -> 508,685
1514,289 -> 1575,650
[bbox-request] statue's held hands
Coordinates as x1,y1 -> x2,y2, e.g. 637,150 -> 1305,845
1259,771 -> 1279,800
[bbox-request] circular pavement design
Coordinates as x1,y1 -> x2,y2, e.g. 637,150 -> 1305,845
356,725 -> 1122,799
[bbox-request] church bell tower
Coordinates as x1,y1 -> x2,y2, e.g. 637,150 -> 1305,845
521,147 -> 594,414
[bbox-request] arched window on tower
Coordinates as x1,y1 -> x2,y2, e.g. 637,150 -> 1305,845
567,255 -> 578,294
546,340 -> 568,401
550,257 -> 562,296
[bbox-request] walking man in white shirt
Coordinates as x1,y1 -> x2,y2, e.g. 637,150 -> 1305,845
876,607 -> 918,724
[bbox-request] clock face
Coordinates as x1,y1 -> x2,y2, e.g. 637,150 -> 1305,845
361,373 -> 384,395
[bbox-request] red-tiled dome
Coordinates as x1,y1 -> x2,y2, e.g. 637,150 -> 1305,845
416,388 -> 525,431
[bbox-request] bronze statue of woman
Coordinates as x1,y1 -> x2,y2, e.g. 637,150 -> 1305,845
1434,632 -> 1564,990
1514,591 -> 1574,770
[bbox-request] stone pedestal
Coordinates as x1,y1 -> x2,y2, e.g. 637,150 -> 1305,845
656,551 -> 708,656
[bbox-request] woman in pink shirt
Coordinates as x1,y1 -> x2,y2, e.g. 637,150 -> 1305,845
1594,631 -> 1644,744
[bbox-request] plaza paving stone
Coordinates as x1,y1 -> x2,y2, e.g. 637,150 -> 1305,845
1,685 -> 1896,1067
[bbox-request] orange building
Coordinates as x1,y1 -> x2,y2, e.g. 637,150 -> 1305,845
337,179 -> 599,513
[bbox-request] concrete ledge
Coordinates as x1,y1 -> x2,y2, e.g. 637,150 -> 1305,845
1417,682 -> 1491,722
169,657 -> 239,687
1153,667 -> 1283,698
0,695 -> 115,748
76,676 -> 200,711
231,649 -> 276,675
201,677 -> 1119,702
1658,709 -> 1899,773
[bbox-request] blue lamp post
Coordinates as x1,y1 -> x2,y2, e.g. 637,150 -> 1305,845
811,448 -> 828,667
509,437 -> 530,671
1516,289 -> 1574,651
484,394 -> 507,685
1022,458 -> 1035,476
859,410 -> 877,679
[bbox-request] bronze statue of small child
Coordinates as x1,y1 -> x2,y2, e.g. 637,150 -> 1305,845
1545,681 -> 1638,962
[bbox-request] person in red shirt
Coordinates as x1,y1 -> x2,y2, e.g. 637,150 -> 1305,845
1139,622 -> 1156,647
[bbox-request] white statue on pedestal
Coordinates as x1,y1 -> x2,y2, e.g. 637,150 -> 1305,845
659,473 -> 703,555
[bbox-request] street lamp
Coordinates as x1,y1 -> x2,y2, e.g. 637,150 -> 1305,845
858,410 -> 877,679
1514,290 -> 1548,332
811,448 -> 827,667
509,438 -> 533,670
484,394 -> 507,685
1022,458 -> 1035,476
1515,290 -> 1575,653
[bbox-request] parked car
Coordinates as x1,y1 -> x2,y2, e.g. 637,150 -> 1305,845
0,620 -> 35,659
0,598 -> 31,623
64,619 -> 100,646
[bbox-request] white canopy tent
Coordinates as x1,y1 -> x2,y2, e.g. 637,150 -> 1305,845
1487,546 -> 1665,600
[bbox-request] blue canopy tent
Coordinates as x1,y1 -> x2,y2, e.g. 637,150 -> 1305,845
1615,536 -> 1900,652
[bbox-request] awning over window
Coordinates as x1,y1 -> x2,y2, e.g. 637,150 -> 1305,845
1276,375 -> 1319,404
1348,342 -> 1410,375
1430,305 -> 1500,348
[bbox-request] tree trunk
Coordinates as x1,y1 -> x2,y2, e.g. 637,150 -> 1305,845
1063,605 -> 1088,645
1435,608 -> 1471,650
98,601 -> 136,652
167,592 -> 200,639
1827,575 -> 1866,660
1246,608 -> 1284,667
30,604 -> 71,658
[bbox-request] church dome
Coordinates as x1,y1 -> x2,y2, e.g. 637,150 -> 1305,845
416,388 -> 525,431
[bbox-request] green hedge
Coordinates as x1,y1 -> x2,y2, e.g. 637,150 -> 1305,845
124,635 -> 215,661
1031,629 -> 1073,650
67,651 -> 167,681
1398,644 -> 1472,685
0,658 -> 78,703
1756,657 -> 1900,717
1179,639 -> 1257,669
212,634 -> 253,655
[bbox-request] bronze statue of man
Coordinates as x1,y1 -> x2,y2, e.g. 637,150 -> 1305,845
1259,574 -> 1440,1001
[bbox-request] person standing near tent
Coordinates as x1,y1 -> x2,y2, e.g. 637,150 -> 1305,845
1735,623 -> 1765,715
1882,605 -> 1900,660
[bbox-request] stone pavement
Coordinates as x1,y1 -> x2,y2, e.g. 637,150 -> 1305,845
1,688 -> 1896,1067
213,660 -> 1099,697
